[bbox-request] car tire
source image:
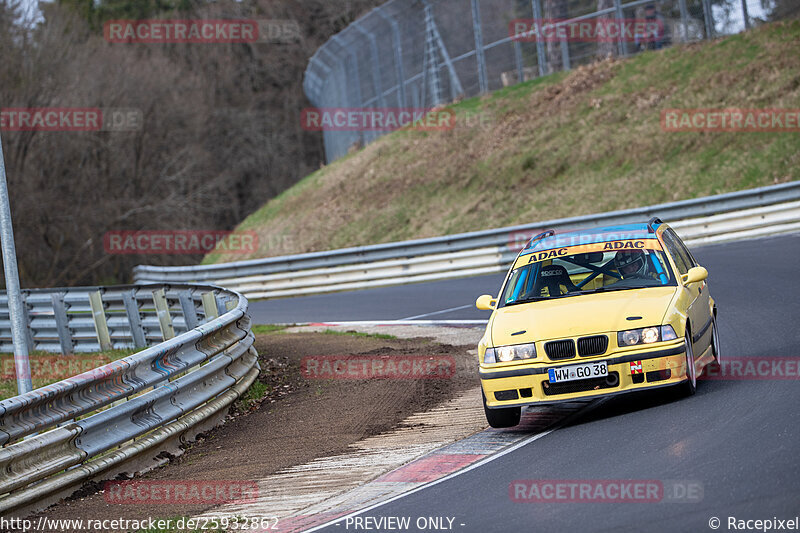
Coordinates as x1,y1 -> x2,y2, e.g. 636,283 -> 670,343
711,314 -> 722,365
680,330 -> 697,397
482,391 -> 521,428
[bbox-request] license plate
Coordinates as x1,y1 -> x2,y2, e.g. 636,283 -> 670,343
548,361 -> 608,383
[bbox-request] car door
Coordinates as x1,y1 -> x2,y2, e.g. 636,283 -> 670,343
662,229 -> 712,354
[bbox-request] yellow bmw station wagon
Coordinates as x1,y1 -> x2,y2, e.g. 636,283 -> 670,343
475,219 -> 721,428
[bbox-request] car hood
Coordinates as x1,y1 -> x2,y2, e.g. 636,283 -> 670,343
490,287 -> 677,346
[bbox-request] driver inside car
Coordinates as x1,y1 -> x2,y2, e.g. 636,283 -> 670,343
614,250 -> 655,280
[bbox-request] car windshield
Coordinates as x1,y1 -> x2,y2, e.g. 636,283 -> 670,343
500,245 -> 676,307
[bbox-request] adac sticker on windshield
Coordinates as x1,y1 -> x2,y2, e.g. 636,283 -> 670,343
523,240 -> 662,264
603,240 -> 646,250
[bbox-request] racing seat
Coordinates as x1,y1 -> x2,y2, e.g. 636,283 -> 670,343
531,264 -> 579,297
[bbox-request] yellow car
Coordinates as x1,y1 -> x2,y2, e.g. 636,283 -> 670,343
475,219 -> 721,428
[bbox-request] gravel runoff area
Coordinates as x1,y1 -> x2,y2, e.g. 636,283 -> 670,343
30,325 -> 485,531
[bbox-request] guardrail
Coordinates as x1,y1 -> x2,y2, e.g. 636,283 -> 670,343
0,284 -> 259,517
134,182 -> 800,299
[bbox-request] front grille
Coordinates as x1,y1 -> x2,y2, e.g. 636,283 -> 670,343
578,335 -> 608,357
542,372 -> 619,396
544,339 -> 576,360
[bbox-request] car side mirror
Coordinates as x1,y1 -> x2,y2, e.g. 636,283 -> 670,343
682,266 -> 708,285
476,294 -> 497,310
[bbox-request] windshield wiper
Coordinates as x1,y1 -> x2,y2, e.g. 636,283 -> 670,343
505,294 -> 573,305
580,285 -> 653,294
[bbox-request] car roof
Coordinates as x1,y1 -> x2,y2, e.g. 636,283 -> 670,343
519,222 -> 663,256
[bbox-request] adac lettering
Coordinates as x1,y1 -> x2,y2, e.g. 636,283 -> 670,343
528,248 -> 569,263
603,240 -> 645,250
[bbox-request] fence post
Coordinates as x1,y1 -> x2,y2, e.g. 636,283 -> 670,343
202,292 -> 219,321
122,289 -> 147,348
613,0 -> 625,57
514,40 -> 525,85
50,292 -> 73,356
560,38 -> 571,71
178,290 -> 199,331
740,0 -> 750,30
20,291 -> 34,356
88,290 -> 113,351
678,0 -> 690,42
471,0 -> 488,94
702,0 -> 715,39
0,131 -> 32,394
354,23 -> 386,109
376,8 -> 408,108
531,0 -> 547,77
151,288 -> 175,341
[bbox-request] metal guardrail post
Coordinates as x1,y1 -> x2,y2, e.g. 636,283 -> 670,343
88,290 -> 113,351
202,292 -> 219,320
0,132 -> 32,394
122,289 -> 147,348
178,290 -> 199,330
152,288 -> 175,341
50,292 -> 73,355
471,0 -> 489,94
215,295 -> 228,317
531,0 -> 547,77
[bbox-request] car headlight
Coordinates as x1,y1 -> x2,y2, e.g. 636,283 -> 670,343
617,325 -> 677,347
484,343 -> 537,364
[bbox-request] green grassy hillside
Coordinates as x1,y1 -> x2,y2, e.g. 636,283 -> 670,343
207,21 -> 800,264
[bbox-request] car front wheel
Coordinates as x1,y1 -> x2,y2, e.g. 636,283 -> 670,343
680,330 -> 697,396
482,391 -> 521,428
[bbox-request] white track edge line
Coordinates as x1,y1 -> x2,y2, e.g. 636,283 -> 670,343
400,304 -> 474,320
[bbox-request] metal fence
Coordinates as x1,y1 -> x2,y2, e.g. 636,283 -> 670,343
304,0 -> 773,162
0,284 -> 259,517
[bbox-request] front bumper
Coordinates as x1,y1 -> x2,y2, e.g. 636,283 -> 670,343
480,341 -> 687,408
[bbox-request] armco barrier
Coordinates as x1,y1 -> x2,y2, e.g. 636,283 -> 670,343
133,182 -> 800,299
0,284 -> 259,517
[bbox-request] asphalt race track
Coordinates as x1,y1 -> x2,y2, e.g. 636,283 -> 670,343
254,233 -> 800,532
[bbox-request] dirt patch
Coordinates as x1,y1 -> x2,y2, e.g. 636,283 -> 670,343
31,332 -> 477,529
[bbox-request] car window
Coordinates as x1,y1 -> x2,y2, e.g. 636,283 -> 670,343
500,245 -> 675,307
661,230 -> 691,275
670,229 -> 697,267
